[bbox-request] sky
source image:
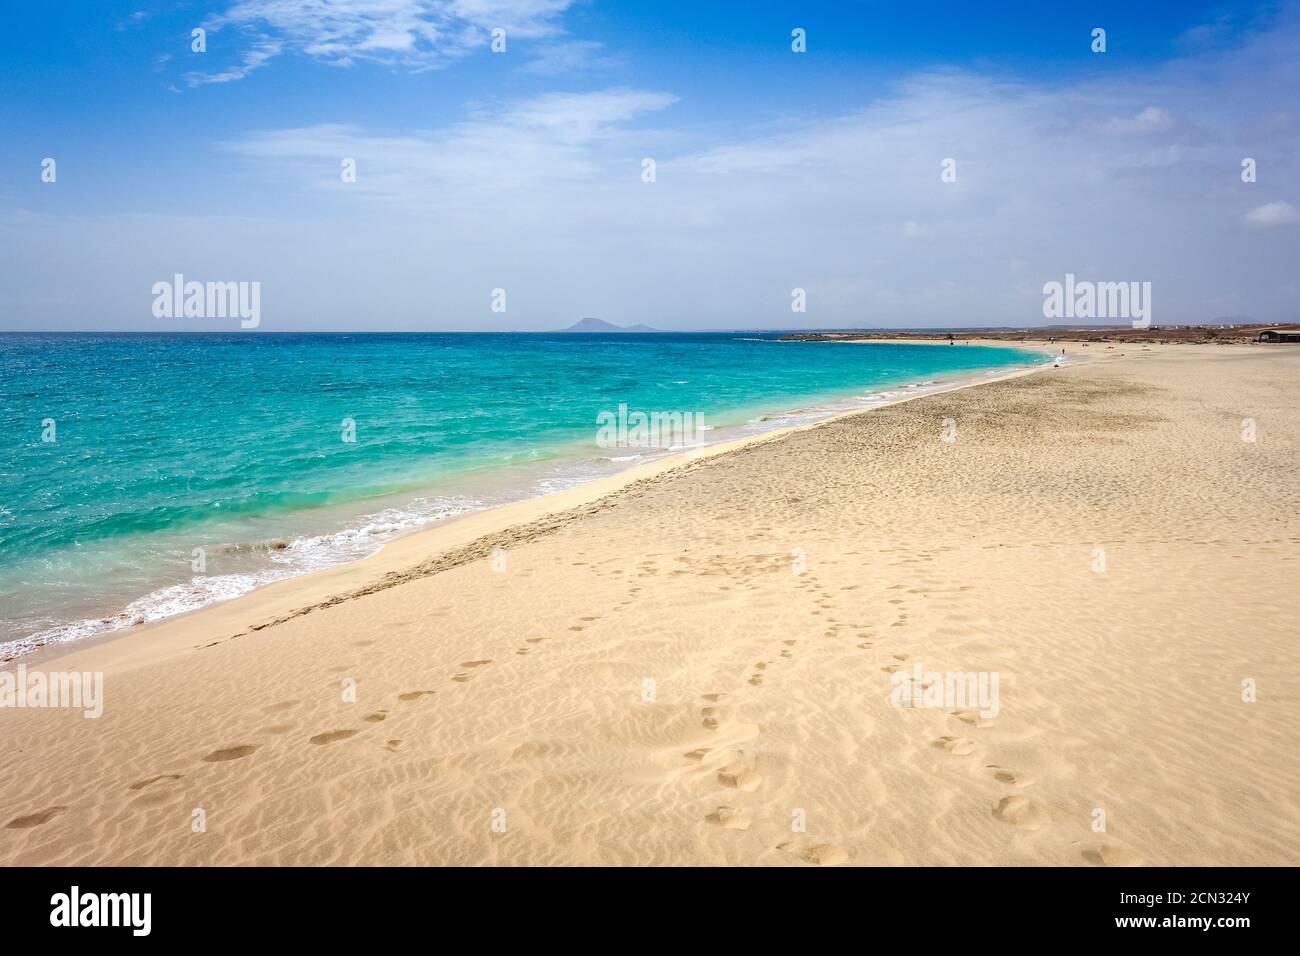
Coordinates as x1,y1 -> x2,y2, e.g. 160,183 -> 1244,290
1,0 -> 1298,331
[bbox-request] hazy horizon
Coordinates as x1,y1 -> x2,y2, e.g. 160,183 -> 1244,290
0,321 -> 1271,335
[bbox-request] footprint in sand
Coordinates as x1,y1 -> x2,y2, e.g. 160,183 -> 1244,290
363,711 -> 388,723
706,806 -> 752,830
700,707 -> 723,730
748,674 -> 764,686
201,745 -> 258,762
717,761 -> 763,792
992,795 -> 1046,830
309,729 -> 359,745
1082,845 -> 1141,866
382,739 -> 403,753
684,748 -> 711,761
6,806 -> 68,829
951,709 -> 995,728
128,774 -> 182,791
511,740 -> 572,761
778,840 -> 848,866
986,764 -> 1033,786
453,660 -> 493,682
398,690 -> 435,701
701,693 -> 729,702
933,736 -> 977,756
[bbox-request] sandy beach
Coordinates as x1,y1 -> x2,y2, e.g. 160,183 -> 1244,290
2,343 -> 1297,866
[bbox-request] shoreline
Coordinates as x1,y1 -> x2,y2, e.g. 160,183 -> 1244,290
12,347 -> 1062,674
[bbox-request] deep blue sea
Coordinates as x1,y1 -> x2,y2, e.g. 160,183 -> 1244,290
0,332 -> 1044,656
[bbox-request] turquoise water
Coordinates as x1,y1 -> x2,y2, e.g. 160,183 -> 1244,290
0,332 -> 1042,655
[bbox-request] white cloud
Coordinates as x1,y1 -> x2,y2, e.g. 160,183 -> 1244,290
225,89 -> 678,204
187,40 -> 283,86
1096,106 -> 1175,135
1245,201 -> 1300,227
520,40 -> 622,75
194,0 -> 575,78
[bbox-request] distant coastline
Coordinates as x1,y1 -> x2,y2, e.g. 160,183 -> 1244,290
554,317 -> 661,333
781,322 -> 1300,346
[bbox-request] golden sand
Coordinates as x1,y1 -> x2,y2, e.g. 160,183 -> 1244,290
2,344 -> 1297,865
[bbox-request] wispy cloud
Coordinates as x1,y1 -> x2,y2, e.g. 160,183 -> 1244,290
190,0 -> 576,81
1245,201 -> 1300,227
1096,106 -> 1175,135
187,40 -> 283,86
225,88 -> 677,203
114,10 -> 152,31
520,40 -> 623,75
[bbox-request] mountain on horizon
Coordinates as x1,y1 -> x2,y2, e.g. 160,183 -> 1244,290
556,317 -> 660,333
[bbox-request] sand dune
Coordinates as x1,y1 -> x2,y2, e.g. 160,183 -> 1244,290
2,344 -> 1297,865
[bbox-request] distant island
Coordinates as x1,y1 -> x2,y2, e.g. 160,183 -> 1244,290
555,317 -> 660,333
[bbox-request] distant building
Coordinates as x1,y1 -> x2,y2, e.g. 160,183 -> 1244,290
1255,327 -> 1300,343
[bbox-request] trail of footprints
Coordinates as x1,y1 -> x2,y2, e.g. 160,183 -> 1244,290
7,563 -> 1106,865
881,634 -> 1047,834
206,634 -> 557,760
289,655 -> 502,750
876,577 -> 1126,862
685,565 -> 1059,865
3,628 -> 562,832
692,565 -> 901,864
684,589 -> 853,867
864,582 -> 1056,845
6,591 -> 623,831
907,661 -> 1079,850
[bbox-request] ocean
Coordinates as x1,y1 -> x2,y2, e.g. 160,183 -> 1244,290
0,332 -> 1044,657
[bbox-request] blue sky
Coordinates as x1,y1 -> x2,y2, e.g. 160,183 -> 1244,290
2,1 -> 1298,330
